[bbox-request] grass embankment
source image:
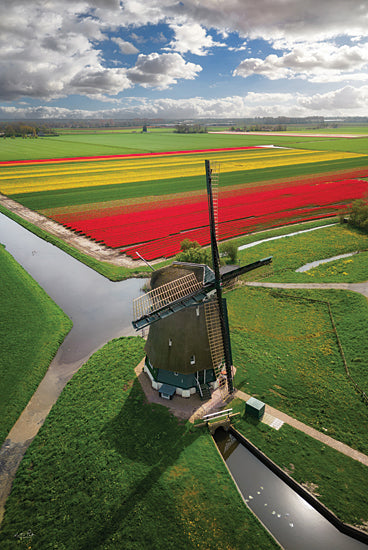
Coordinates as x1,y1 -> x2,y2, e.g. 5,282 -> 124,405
0,244 -> 72,446
0,204 -> 164,281
230,404 -> 368,530
0,337 -> 279,550
227,286 -> 368,454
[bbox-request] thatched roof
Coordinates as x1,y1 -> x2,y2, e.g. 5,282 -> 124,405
145,262 -> 215,374
145,301 -> 213,374
150,262 -> 208,290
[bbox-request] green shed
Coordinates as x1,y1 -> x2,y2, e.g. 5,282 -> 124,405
246,397 -> 265,419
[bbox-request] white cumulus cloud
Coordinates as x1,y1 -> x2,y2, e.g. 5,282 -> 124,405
234,42 -> 368,82
126,52 -> 202,89
111,37 -> 139,54
168,23 -> 226,55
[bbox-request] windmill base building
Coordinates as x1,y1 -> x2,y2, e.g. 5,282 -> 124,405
143,262 -> 222,400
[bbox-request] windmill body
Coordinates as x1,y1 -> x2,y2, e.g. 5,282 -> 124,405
143,262 -> 220,399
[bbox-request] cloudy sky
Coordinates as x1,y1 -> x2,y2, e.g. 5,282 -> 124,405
1,0 -> 368,120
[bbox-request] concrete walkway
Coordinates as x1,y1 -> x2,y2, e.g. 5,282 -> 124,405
234,389 -> 368,467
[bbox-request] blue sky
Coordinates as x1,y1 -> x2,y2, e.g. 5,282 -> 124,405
1,0 -> 368,119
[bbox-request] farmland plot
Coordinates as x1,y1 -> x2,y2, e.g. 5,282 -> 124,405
1,146 -> 367,260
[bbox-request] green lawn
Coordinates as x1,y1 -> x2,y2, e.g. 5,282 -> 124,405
227,286 -> 368,454
0,337 -> 279,550
237,223 -> 368,283
0,244 -> 72,446
1,129 -> 368,161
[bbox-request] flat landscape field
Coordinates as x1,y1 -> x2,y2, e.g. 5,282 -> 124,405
1,130 -> 368,260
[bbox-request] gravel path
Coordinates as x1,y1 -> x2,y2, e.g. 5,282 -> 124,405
235,389 -> 368,467
246,281 -> 368,299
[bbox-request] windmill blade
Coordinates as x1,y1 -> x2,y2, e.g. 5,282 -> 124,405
220,256 -> 273,283
204,298 -> 229,401
205,159 -> 234,394
132,272 -> 208,330
210,161 -> 220,240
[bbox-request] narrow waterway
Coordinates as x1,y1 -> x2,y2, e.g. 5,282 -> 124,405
296,252 -> 358,272
0,212 -> 147,519
237,223 -> 336,251
214,429 -> 367,549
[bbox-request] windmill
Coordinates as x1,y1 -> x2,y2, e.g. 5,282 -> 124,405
132,160 -> 272,401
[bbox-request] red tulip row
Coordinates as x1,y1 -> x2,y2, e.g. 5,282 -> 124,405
55,176 -> 368,260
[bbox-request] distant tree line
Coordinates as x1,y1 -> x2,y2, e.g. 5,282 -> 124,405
174,123 -> 207,134
230,124 -> 287,132
0,122 -> 57,138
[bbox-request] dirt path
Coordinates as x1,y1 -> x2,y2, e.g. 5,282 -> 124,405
0,193 -> 146,268
246,281 -> 368,299
234,389 -> 368,467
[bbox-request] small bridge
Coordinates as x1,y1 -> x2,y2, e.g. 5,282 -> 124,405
195,408 -> 240,433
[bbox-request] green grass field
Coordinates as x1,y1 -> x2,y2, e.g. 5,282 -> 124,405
227,286 -> 368,454
1,127 -> 368,162
0,337 -> 279,550
1,212 -> 367,545
237,223 -> 368,283
0,244 -> 72,446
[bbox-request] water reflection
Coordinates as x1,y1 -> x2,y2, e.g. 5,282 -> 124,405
214,428 -> 366,550
0,213 -> 147,365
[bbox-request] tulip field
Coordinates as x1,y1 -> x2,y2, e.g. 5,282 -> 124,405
1,145 -> 368,260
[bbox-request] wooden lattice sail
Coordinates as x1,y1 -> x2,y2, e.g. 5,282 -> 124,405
133,272 -> 202,320
204,299 -> 228,400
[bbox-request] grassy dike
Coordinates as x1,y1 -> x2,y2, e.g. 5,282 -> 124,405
0,337 -> 280,550
0,244 -> 72,446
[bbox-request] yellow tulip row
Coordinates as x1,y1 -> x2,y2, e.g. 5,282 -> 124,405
0,148 -> 362,195
0,148 -> 295,180
0,147 -> 360,180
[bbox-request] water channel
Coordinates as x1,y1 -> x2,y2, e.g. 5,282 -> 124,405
0,213 -> 367,547
214,429 -> 367,549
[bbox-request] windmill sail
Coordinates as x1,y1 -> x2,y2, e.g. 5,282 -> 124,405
205,159 -> 234,395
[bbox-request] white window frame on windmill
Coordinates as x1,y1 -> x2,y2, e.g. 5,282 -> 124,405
190,355 -> 196,365
168,338 -> 172,348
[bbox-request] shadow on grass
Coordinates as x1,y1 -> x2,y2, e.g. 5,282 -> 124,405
78,380 -> 200,549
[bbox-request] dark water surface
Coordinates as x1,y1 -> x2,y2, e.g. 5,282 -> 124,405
214,428 -> 367,549
0,213 -> 146,366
